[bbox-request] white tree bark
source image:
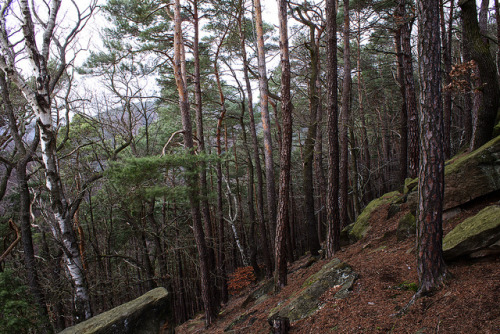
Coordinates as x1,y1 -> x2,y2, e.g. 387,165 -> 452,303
222,174 -> 249,267
0,0 -> 96,322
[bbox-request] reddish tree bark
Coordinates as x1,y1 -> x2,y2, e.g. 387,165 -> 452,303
275,0 -> 293,291
238,2 -> 273,276
339,0 -> 351,230
416,0 -> 447,296
254,0 -> 278,241
173,0 -> 217,325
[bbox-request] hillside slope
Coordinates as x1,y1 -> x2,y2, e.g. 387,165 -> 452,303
176,195 -> 500,333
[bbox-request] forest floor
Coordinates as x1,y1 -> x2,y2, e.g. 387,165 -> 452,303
176,198 -> 500,333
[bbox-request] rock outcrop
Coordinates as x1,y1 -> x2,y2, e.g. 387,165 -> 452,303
443,136 -> 500,210
59,287 -> 172,334
407,136 -> 500,213
350,191 -> 402,241
268,259 -> 357,323
443,205 -> 500,259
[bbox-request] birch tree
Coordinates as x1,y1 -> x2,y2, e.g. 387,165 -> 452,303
0,0 -> 97,322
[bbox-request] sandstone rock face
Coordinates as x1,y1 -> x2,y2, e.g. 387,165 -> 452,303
268,259 -> 357,323
59,287 -> 172,334
443,205 -> 500,259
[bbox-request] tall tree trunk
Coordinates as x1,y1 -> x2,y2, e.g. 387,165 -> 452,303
340,0 -> 351,229
479,0 -> 490,36
240,1 -> 273,276
441,0 -> 454,158
314,83 -> 327,244
239,112 -> 261,276
495,0 -> 500,73
416,0 -> 447,296
400,0 -> 419,179
18,162 -> 53,332
0,0 -> 94,322
214,34 -> 229,305
395,2 -> 408,185
461,0 -> 500,149
356,11 -> 374,202
461,17 -> 474,145
1,73 -> 51,332
349,127 -> 361,219
299,16 -> 321,256
275,0 -> 292,291
173,0 -> 217,325
192,0 -> 217,299
254,0 -> 278,241
326,0 -> 341,257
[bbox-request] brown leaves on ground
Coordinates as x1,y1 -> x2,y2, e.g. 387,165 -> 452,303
176,199 -> 500,333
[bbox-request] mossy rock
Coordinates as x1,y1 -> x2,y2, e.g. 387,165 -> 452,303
494,121 -> 500,137
407,135 -> 500,212
224,310 -> 257,332
59,287 -> 172,334
443,135 -> 500,210
241,280 -> 274,308
396,212 -> 416,241
403,178 -> 418,195
268,259 -> 357,323
443,205 -> 500,259
350,191 -> 402,241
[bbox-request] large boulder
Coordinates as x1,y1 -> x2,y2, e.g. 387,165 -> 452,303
350,191 -> 402,240
268,259 -> 357,323
408,136 -> 500,212
59,287 -> 172,334
443,136 -> 500,210
443,205 -> 500,259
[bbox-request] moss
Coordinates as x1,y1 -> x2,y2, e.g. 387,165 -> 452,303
445,135 -> 500,176
270,258 -> 357,322
403,178 -> 418,194
397,281 -> 418,292
493,119 -> 500,137
443,205 -> 500,251
302,259 -> 341,288
396,212 -> 416,241
59,287 -> 170,334
350,191 -> 402,240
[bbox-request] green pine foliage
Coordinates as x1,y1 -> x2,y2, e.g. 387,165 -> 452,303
0,269 -> 40,333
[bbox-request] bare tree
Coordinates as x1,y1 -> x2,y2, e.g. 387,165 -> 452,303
0,73 -> 52,332
0,0 -> 97,322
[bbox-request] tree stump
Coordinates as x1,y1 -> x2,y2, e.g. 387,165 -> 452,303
268,316 -> 290,334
